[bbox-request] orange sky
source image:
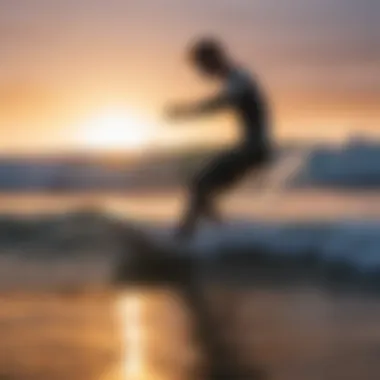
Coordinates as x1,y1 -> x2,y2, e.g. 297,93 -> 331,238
0,0 -> 379,153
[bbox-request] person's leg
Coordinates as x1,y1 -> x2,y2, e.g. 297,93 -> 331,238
175,185 -> 212,241
202,198 -> 224,225
176,190 -> 224,242
175,147 -> 263,241
175,152 -> 230,241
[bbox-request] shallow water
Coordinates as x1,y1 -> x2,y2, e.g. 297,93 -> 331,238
0,191 -> 379,222
0,191 -> 380,380
1,286 -> 380,380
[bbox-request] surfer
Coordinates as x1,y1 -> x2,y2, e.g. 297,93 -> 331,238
166,38 -> 272,240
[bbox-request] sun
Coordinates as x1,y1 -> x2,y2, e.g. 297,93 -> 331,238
80,109 -> 154,150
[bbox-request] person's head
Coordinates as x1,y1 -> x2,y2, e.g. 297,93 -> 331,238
188,37 -> 231,78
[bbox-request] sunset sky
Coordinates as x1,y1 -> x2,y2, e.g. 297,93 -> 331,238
0,0 -> 379,153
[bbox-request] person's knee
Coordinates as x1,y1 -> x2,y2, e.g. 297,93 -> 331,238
190,172 -> 208,195
190,185 -> 210,212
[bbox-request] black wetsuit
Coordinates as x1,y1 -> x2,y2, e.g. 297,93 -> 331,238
191,67 -> 271,198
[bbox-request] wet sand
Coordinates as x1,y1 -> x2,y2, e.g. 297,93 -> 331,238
1,285 -> 380,380
0,198 -> 379,380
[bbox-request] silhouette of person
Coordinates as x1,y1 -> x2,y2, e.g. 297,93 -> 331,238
166,37 -> 272,240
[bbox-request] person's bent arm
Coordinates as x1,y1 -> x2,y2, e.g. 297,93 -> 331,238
166,93 -> 232,120
166,72 -> 249,121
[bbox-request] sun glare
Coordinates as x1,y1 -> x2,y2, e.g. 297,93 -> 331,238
80,109 -> 154,150
118,294 -> 144,379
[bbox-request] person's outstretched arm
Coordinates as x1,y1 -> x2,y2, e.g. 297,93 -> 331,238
166,72 -> 250,121
166,93 -> 232,120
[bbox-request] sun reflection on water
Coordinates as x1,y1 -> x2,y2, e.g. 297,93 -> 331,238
118,293 -> 145,380
115,289 -> 196,380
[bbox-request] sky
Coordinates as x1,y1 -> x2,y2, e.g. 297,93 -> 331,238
0,0 -> 379,153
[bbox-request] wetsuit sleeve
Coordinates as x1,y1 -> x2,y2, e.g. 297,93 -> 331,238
191,93 -> 232,114
167,71 -> 250,119
191,74 -> 249,115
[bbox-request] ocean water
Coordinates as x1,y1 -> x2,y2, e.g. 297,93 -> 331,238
2,287 -> 380,380
0,192 -> 380,380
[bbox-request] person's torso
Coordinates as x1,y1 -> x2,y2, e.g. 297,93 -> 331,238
224,68 -> 271,151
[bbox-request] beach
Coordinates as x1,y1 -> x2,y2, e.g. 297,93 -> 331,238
0,195 -> 380,380
2,285 -> 380,380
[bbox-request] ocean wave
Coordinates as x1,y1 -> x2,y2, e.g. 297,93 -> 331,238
1,211 -> 380,285
189,221 -> 380,272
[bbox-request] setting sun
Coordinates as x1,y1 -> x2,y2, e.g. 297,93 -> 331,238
80,109 -> 155,151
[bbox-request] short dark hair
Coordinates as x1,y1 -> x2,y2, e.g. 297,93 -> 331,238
188,37 -> 226,64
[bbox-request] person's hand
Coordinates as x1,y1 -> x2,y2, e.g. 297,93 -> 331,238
164,104 -> 189,121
